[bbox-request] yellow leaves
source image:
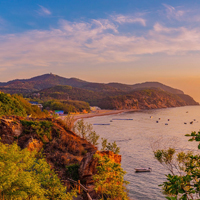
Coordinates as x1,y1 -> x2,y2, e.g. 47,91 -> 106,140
0,140 -> 76,200
93,154 -> 129,200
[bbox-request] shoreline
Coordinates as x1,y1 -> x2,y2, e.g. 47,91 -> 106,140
59,105 -> 200,121
60,109 -> 138,121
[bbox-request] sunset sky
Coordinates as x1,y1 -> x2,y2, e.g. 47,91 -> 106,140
0,0 -> 200,101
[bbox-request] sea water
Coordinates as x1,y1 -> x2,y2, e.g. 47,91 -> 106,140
84,105 -> 200,200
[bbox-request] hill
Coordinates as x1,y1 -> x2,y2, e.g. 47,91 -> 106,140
0,73 -> 187,94
0,73 -> 199,109
33,86 -> 198,110
0,92 -> 47,117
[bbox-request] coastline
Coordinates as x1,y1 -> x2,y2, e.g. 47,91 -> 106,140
59,105 -> 200,121
60,109 -> 138,121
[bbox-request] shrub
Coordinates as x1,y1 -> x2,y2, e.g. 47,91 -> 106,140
93,154 -> 129,200
74,119 -> 100,146
21,120 -> 53,143
66,163 -> 80,181
101,138 -> 120,154
0,140 -> 76,200
153,130 -> 200,199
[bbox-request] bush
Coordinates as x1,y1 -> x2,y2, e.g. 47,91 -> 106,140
93,154 -> 129,200
43,99 -> 90,114
0,92 -> 26,117
101,138 -> 120,154
21,120 -> 53,143
74,119 -> 99,146
0,140 -> 76,200
0,92 -> 48,117
66,163 -> 80,181
153,130 -> 200,199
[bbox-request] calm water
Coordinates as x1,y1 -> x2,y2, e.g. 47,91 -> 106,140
84,106 -> 200,200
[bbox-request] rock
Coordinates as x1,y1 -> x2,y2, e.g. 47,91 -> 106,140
26,138 -> 43,152
79,150 -> 121,186
0,117 -> 23,144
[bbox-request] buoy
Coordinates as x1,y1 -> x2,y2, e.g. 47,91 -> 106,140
156,121 -> 159,123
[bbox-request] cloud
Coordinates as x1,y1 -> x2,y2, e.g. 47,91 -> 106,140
1,14 -> 200,73
112,15 -> 146,26
38,5 -> 51,16
163,4 -> 185,20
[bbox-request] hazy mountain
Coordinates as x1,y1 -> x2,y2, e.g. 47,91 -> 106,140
108,82 -> 184,94
0,73 -> 198,107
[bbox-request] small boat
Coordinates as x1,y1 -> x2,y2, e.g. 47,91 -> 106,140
190,121 -> 193,124
165,123 -> 168,125
150,116 -> 153,119
93,123 -> 110,125
156,121 -> 159,123
135,167 -> 152,172
168,119 -> 170,121
112,119 -> 133,120
184,122 -> 187,124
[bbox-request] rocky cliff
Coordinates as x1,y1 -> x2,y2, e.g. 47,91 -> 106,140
0,116 -> 97,181
0,116 -> 121,199
98,88 -> 199,110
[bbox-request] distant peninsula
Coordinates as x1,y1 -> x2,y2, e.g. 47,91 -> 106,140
0,73 -> 198,111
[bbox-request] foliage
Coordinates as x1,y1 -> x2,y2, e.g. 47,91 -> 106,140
93,154 -> 129,200
21,120 -> 53,143
62,114 -> 76,131
0,92 -> 48,117
153,130 -> 200,200
101,138 -> 120,154
42,99 -> 90,114
14,95 -> 47,118
0,92 -> 26,117
66,163 -> 80,181
74,119 -> 99,146
0,140 -> 77,200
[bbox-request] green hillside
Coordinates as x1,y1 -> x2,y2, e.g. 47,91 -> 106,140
0,92 -> 47,117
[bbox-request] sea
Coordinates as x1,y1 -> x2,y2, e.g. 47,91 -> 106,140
84,105 -> 200,200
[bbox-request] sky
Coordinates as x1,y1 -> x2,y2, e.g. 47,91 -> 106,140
0,0 -> 200,101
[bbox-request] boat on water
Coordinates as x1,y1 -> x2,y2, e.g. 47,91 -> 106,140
93,123 -> 110,125
135,167 -> 152,172
112,119 -> 133,120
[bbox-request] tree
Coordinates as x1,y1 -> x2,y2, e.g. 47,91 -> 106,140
101,138 -> 120,154
154,131 -> 200,200
0,140 -> 76,200
93,154 -> 129,200
74,119 -> 100,146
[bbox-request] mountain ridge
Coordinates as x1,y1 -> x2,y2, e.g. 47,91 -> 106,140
0,73 -> 186,94
0,73 -> 198,108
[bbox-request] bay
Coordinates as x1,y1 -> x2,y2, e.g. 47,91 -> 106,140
84,105 -> 200,200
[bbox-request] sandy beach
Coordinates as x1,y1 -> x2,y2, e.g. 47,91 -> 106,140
60,109 -> 138,121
